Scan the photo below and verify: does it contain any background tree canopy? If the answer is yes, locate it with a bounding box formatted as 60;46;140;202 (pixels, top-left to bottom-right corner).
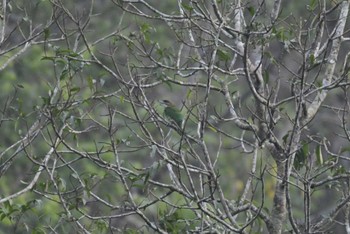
1;0;350;233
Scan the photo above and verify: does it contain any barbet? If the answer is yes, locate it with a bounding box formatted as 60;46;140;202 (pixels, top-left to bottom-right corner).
160;100;184;129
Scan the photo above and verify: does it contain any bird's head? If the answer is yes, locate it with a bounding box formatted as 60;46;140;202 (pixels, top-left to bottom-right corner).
159;99;175;107
159;99;183;128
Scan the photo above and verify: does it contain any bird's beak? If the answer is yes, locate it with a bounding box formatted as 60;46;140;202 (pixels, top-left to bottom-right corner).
159;100;168;105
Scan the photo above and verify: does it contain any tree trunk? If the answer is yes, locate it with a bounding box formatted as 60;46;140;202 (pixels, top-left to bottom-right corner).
269;162;287;234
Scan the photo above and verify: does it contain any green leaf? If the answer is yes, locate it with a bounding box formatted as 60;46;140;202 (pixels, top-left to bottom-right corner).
87;75;94;91
309;0;317;10
247;6;255;16
70;87;80;94
263;70;270;83
140;23;150;33
186;89;192;99
340;146;350;154
44;28;50;40
181;3;193;11
32;227;46;234
316;145;323;165
96;219;109;232
333;165;346;176
294;142;309;170
282;133;289;144
217;49;231;62
309;54;315;66
16;83;24;89
207;125;217;132
140;23;152;44
143;172;150;185
124;228;139;234
60;68;69;80
315;80;322;87
56;48;79;57
41;56;55;61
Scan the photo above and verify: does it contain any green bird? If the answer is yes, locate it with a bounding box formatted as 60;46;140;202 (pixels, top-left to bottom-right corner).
160;100;184;129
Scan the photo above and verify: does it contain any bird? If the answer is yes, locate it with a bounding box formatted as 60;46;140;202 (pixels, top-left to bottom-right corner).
159;100;184;129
